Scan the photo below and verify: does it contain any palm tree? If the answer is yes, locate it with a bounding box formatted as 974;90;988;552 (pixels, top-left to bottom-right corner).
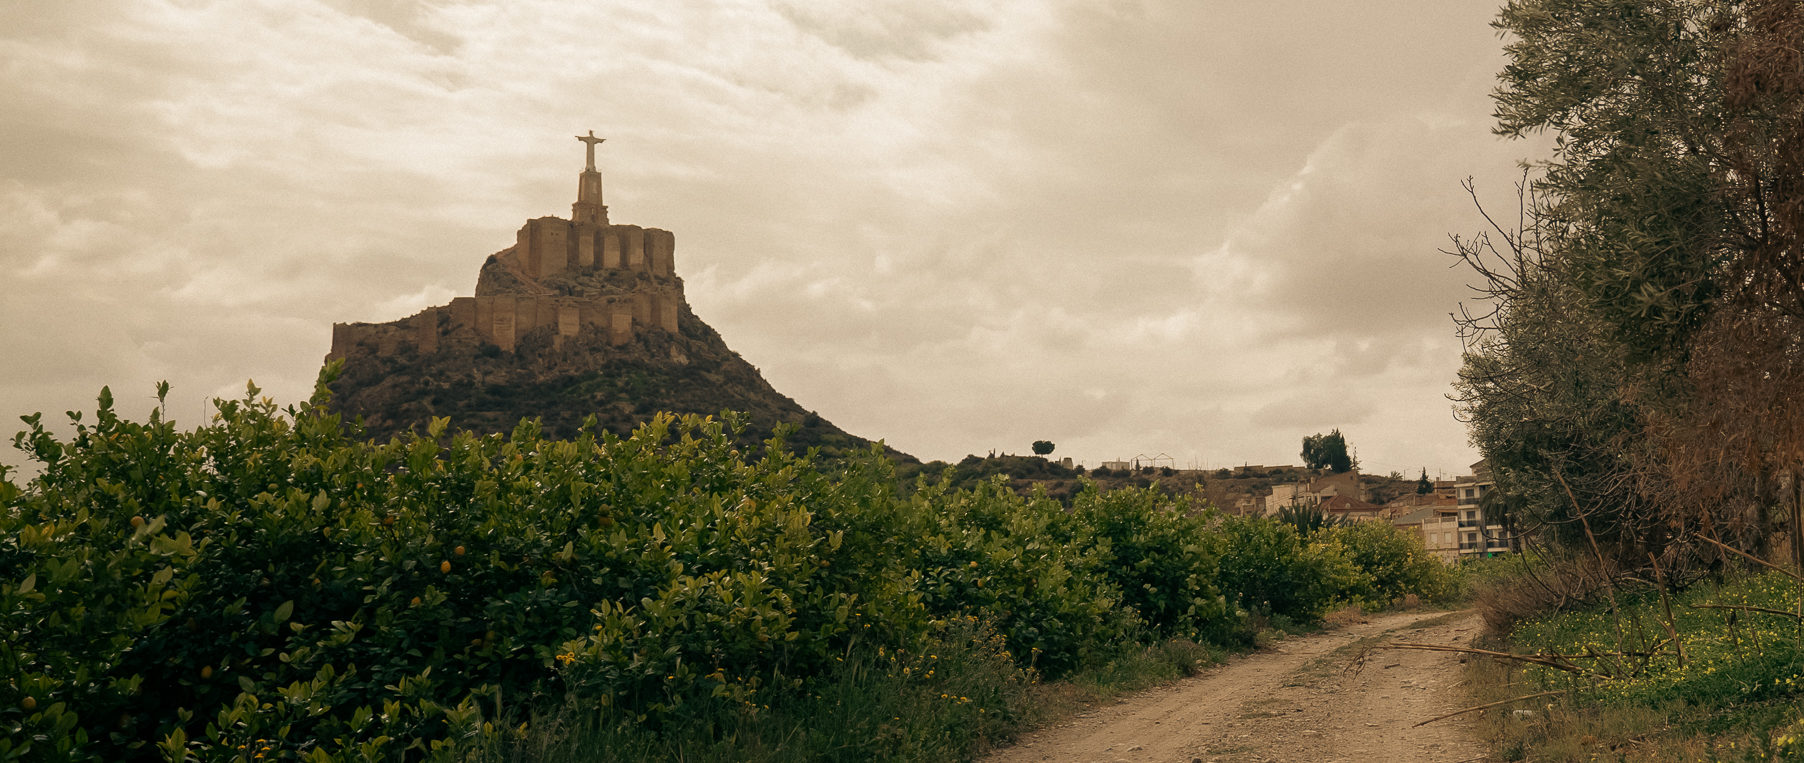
1276;502;1346;535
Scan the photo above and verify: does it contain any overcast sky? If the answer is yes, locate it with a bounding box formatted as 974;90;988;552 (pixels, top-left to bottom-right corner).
1;1;1546;479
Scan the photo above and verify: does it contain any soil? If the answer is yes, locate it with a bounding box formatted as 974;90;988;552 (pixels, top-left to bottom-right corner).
986;609;1485;763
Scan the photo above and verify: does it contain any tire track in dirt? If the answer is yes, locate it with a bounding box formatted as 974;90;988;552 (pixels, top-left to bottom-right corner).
985;609;1484;763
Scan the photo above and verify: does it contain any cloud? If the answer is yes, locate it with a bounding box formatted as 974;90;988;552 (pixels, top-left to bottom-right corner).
1251;392;1377;431
0;0;1536;480
774;0;988;63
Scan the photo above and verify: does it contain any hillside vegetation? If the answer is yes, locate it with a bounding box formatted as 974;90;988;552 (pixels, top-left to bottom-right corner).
328;304;891;462
1;378;1453;761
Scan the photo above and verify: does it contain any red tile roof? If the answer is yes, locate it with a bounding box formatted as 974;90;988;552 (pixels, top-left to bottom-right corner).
1321;494;1382;513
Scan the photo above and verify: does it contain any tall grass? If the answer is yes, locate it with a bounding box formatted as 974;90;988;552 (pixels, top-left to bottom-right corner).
469;618;1231;763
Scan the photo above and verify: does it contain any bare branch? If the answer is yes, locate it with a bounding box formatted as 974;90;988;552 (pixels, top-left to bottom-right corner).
1371;642;1597;676
1697;534;1804;582
1689;603;1804;620
1412;690;1570;728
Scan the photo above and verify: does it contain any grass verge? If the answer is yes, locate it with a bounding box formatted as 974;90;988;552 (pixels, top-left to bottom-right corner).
468;608;1435;762
1464;568;1804;761
466;618;1238;763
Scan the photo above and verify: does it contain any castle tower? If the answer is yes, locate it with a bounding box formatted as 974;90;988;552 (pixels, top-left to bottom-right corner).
572;130;609;226
330;135;684;364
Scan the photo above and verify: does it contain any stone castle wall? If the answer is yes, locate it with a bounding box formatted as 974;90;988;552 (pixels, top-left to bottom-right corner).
327;215;684;363
506;218;676;281
327;287;684;362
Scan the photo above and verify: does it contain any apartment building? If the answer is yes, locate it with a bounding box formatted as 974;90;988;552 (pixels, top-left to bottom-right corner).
1455;459;1516;558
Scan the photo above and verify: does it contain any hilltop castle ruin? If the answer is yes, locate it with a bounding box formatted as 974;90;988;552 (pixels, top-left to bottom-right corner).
321;134;893;458
327;131;685;360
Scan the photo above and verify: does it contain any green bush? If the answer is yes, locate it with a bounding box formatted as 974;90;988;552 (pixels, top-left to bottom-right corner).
477;616;1035;762
1066;486;1235;641
899;477;1128;677
1;384;926;759
0;379;1460;760
1321;521;1456;606
541;412;930;724
1215;516;1359;622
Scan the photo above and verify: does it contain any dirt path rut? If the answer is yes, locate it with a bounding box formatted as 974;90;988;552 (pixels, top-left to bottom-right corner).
986;609;1484;763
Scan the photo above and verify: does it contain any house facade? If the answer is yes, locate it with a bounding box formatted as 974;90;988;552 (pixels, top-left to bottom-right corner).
1262;470;1364;516
1392;505;1462;563
1320;494;1385;523
1455;460;1516;558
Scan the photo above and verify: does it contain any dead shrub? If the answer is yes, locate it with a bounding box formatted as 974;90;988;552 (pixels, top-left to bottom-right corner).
1322;604;1367;628
1474;554;1618;635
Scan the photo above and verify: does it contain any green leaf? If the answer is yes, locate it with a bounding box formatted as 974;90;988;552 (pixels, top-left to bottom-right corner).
16;574;34;595
274;600;294;624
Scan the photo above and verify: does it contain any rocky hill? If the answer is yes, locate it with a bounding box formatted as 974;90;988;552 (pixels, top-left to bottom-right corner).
323;136;895;460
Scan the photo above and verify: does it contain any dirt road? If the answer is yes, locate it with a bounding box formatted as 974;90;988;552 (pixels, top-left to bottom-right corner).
986;609;1484;763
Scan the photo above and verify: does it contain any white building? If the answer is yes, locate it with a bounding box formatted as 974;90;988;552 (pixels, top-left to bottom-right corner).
1455;460;1516;558
1393;506;1461;563
1262;470;1362;516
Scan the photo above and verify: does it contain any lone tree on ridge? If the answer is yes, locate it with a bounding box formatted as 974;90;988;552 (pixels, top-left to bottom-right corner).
1300;429;1355;473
